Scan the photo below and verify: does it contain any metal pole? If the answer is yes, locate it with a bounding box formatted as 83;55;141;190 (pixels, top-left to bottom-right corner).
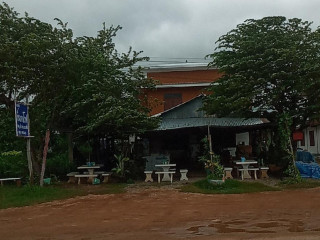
40;129;50;187
26;95;33;184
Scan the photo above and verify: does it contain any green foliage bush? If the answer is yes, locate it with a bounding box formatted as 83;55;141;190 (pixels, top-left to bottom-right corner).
188;179;278;194
46;153;76;179
125;157;145;181
0;151;28;177
0;110;24;152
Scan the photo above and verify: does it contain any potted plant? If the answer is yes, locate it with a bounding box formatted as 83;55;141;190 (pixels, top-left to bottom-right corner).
205;153;225;184
198;137;225;184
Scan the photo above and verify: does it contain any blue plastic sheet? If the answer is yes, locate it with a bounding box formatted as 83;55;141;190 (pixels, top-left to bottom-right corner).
296;150;315;163
295;161;320;179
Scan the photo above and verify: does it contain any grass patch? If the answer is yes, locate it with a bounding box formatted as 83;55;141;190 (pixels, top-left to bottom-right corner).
277;178;320;189
0;183;126;209
180;179;278;194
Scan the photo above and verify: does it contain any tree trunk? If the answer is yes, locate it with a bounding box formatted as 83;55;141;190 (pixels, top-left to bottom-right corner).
26;138;34;184
67;132;73;163
40;129;50;187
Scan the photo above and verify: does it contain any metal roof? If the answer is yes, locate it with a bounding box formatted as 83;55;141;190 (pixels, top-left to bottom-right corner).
156;117;270;131
142;62;216;72
152;94;270;131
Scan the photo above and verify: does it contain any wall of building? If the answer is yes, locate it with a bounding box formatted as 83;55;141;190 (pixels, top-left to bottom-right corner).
297;126;320;155
146;86;207;115
236;132;250;145
145;69;222;115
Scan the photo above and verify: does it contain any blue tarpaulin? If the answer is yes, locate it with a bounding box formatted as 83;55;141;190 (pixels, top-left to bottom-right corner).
296;150;315;163
295;161;320;179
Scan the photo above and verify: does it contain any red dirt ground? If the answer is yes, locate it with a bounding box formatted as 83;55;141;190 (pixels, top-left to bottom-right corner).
0;183;320;240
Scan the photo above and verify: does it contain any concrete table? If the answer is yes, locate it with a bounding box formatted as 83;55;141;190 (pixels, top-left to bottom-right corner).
235;160;257;179
77;165;102;183
155;164;176;181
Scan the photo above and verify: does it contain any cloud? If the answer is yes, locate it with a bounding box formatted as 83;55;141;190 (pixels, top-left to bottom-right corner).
6;0;320;62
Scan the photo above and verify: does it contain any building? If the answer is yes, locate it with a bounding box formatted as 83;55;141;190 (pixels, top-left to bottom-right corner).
141;62;272;171
143;63;222;115
142;95;271;171
297;124;320;155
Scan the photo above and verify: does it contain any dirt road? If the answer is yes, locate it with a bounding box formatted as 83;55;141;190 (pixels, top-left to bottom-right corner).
0;184;320;240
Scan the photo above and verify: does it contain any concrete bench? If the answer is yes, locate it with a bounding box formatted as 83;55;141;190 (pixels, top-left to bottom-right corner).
260;167;269;179
144;171;153;182
0;177;22;187
84;171;106;175
223;167;233;179
179;169;188;181
67;172;79;183
239;168;259;180
74;174;98;184
155;171;175;183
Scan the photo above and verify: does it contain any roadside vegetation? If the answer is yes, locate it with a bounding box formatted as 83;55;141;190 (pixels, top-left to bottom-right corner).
0;183;126;209
180;179;278;194
181;178;320;194
1;178;320;210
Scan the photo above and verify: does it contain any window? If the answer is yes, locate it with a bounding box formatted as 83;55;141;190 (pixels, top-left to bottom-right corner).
309;131;315;146
164;93;182;110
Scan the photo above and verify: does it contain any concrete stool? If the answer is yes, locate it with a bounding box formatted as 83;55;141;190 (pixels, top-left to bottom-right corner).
144;171;153;182
260;167;269;179
102;173;110;183
224;167;233;179
180;169;188;181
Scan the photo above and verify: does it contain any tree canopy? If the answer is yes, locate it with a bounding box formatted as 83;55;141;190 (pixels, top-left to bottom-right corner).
0;2;156;137
205;16;320;127
0;2;157;177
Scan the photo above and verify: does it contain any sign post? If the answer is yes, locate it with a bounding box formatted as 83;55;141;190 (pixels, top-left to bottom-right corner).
15;102;29;137
15;100;33;183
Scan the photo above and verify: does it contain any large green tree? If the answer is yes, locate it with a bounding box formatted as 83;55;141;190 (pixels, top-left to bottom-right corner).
205;17;320;176
0;3;75;181
60;24;157;139
205;16;320;125
0;3;157;182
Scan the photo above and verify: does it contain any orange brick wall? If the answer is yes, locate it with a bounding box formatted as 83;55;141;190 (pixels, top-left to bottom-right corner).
146;86;209;115
143;69;222;115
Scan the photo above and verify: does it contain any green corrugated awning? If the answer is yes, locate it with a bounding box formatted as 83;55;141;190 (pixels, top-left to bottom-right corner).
156;117;270;131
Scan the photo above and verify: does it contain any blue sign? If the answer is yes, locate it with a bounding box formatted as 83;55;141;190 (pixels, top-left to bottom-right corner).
15;102;29;137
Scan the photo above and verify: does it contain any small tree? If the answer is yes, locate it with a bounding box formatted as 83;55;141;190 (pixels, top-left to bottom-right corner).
198;137;224;180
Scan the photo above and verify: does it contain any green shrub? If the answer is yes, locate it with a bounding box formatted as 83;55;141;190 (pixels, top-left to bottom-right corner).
126;156;146;180
46;153;76;179
0;151;28;178
181;179;278;194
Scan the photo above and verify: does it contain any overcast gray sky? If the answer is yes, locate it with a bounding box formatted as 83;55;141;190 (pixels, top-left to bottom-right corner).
6;0;320;65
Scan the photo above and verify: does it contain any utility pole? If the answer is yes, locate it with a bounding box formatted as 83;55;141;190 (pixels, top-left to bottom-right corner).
25;95;33;184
